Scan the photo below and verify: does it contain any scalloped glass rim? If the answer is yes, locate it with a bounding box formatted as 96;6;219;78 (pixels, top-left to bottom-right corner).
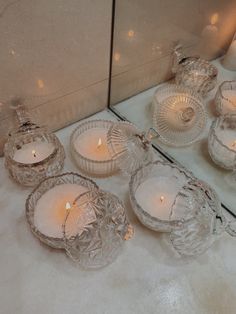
25;172;99;249
215;80;236;115
129;161;195;232
70;119;118;177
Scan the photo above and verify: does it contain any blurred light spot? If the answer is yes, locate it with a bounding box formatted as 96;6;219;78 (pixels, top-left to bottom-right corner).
10;49;15;55
37;79;44;89
128;29;135;38
211;13;219;25
114;52;121;62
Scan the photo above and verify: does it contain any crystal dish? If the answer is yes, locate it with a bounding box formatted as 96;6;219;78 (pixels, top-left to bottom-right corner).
215;81;236;115
25;172;98;249
4;104;65;186
63;189;133;269
152;84;207;147
208;114;236;170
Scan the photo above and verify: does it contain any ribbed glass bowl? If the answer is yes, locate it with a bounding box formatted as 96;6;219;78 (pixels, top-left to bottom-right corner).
4;126;65;187
215;81;236;115
152;84;207;147
63;189;133;269
25;172;98;249
208;114;236;170
174;57;218;96
70;120;118;177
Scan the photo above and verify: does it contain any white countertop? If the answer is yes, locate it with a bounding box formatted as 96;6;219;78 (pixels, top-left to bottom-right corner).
1;109;236;314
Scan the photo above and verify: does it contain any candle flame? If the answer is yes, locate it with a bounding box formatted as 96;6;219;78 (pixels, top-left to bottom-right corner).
210;13;219;25
32;150;36;158
65;202;71;210
160;196;165;203
114;52;121;62
128;29;135;38
37;79;44;89
97;138;102;149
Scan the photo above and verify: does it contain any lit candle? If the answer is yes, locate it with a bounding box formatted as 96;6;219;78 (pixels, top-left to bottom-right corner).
217;129;236;151
201;13;218;40
221;90;236;113
74;128;111;161
135;176;181;220
34;184;91;238
13;142;54;164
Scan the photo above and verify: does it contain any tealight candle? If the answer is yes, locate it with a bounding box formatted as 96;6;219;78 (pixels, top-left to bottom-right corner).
34;183;90;238
135;176;182;220
74;128;110;161
70;120;118;176
13;141;55;164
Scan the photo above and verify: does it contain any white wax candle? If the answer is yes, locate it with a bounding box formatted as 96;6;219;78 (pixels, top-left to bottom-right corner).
221;90;236;113
13;142;54;164
217;129;236;152
34;184;90;238
74;128;111;161
222;40;236;70
135;176;182;220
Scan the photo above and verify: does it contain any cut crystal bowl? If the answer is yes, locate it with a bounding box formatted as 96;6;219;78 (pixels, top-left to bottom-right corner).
63;189;133;269
25;172;98;249
208;114;236;170
215;81;236;115
172;46;218;96
4;104;65;186
152;84;207;146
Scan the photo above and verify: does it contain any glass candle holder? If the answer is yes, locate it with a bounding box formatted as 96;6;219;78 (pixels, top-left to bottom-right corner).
152;84;207;147
222;32;236;71
4;104;65;186
172;46;218;96
25;172;99;249
215;81;236;115
63;189;133;269
208;114;236;171
129;161;236;256
70;120;118;177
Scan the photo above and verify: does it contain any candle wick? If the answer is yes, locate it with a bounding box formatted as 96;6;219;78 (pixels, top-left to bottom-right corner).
97;138;102;149
32;150;36;158
160;196;164;203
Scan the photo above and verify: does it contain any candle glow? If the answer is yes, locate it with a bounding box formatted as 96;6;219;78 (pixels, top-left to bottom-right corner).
160;196;165;203
97;138;102;149
65;202;71;210
32;150;36;158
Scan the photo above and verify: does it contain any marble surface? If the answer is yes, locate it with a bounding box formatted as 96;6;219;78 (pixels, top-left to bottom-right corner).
114;58;236;216
0;109;236;314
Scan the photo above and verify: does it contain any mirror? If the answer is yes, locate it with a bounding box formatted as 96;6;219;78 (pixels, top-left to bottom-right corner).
109;0;236;216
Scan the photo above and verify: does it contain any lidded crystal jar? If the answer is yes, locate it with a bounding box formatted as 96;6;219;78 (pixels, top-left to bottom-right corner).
4;103;65;186
172;46;218;96
129;161;236;256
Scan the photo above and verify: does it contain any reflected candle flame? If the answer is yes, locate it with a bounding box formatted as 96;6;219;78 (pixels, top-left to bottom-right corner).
232;140;236;148
32;150;36;158
97;138;102;149
114;52;121;62
160;196;165;203
210;13;219;25
37;79;44;89
128;29;135;38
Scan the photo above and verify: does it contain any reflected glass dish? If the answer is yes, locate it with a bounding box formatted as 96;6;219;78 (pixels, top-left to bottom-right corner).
215;81;236;115
152;84;207;147
208;114;236;170
173;46;218;96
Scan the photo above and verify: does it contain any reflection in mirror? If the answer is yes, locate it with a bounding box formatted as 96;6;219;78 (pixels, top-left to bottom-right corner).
109;0;236;216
